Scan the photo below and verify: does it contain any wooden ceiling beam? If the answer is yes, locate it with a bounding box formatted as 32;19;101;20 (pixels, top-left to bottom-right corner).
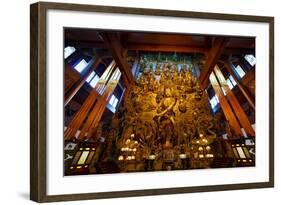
223;48;255;55
100;32;135;86
66;40;106;49
199;37;228;88
126;44;209;54
66;40;253;56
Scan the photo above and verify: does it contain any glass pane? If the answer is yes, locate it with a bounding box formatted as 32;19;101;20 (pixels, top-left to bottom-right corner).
64;46;76;59
89;75;100;88
235;65;246;78
112;68;121;81
77;151;89;165
86;71;96;83
112;97;119;108
210;96;218;109
74;59;88;73
229;75;237;86
244;54;256;67
85;151;95;164
109;95;115;106
236;147;246;159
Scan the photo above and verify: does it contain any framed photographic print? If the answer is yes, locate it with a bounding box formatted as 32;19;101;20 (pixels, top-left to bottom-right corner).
30;1;274;202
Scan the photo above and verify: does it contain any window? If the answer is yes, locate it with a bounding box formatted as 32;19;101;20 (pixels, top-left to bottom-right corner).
68;147;96;170
234;65;246;78
74;59;88;73
109;95;119;109
244;54;256;67
86;71;96;83
231;144;253;164
89;75;100;88
77;151;89;165
226;75;237;90
64;46;76;59
210;95;219;111
85;71;100;88
229;75;237;86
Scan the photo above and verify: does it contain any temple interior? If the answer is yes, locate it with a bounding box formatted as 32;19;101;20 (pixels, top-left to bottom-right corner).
63;29;256;175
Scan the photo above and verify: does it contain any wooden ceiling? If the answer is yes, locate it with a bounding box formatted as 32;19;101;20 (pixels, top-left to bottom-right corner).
64;28;255;56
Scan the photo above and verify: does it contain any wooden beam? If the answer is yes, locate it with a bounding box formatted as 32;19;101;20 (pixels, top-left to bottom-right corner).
64;57;101;106
66;40;254;56
78;68;122;139
209;72;243;138
225;62;255;110
223;48;255;55
199;38;228;88
127;44;209;54
100;32;135;85
214;65;255;137
64;61;116;140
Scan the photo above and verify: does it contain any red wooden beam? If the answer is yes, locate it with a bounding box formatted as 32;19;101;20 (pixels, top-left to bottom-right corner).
100;32;135;86
127;44;209;54
199;38;228;88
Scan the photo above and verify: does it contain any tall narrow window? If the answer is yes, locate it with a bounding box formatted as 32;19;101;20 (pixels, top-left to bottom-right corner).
244;54;256;67
210;95;219;111
229;75;237;86
112;97;119;108
226;75;237;90
74;59;88;73
109;95;119;109
86;71;96;83
235;65;246;78
85;71;100;88
89;75;100;88
64;46;76;59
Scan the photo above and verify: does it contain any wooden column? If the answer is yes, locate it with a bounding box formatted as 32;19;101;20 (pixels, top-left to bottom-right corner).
199;37;228;88
78;68;122;139
214;65;255;137
225;62;255;110
100;32;135;85
64;61;116;140
64;57;101;106
209;72;243;137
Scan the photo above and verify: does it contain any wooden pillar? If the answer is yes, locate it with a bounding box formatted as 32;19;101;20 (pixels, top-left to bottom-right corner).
225;62;255;110
100;32;135;85
209;72;243;138
64;60;116;140
64;57;101;106
199;37;228;88
214;65;255;137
